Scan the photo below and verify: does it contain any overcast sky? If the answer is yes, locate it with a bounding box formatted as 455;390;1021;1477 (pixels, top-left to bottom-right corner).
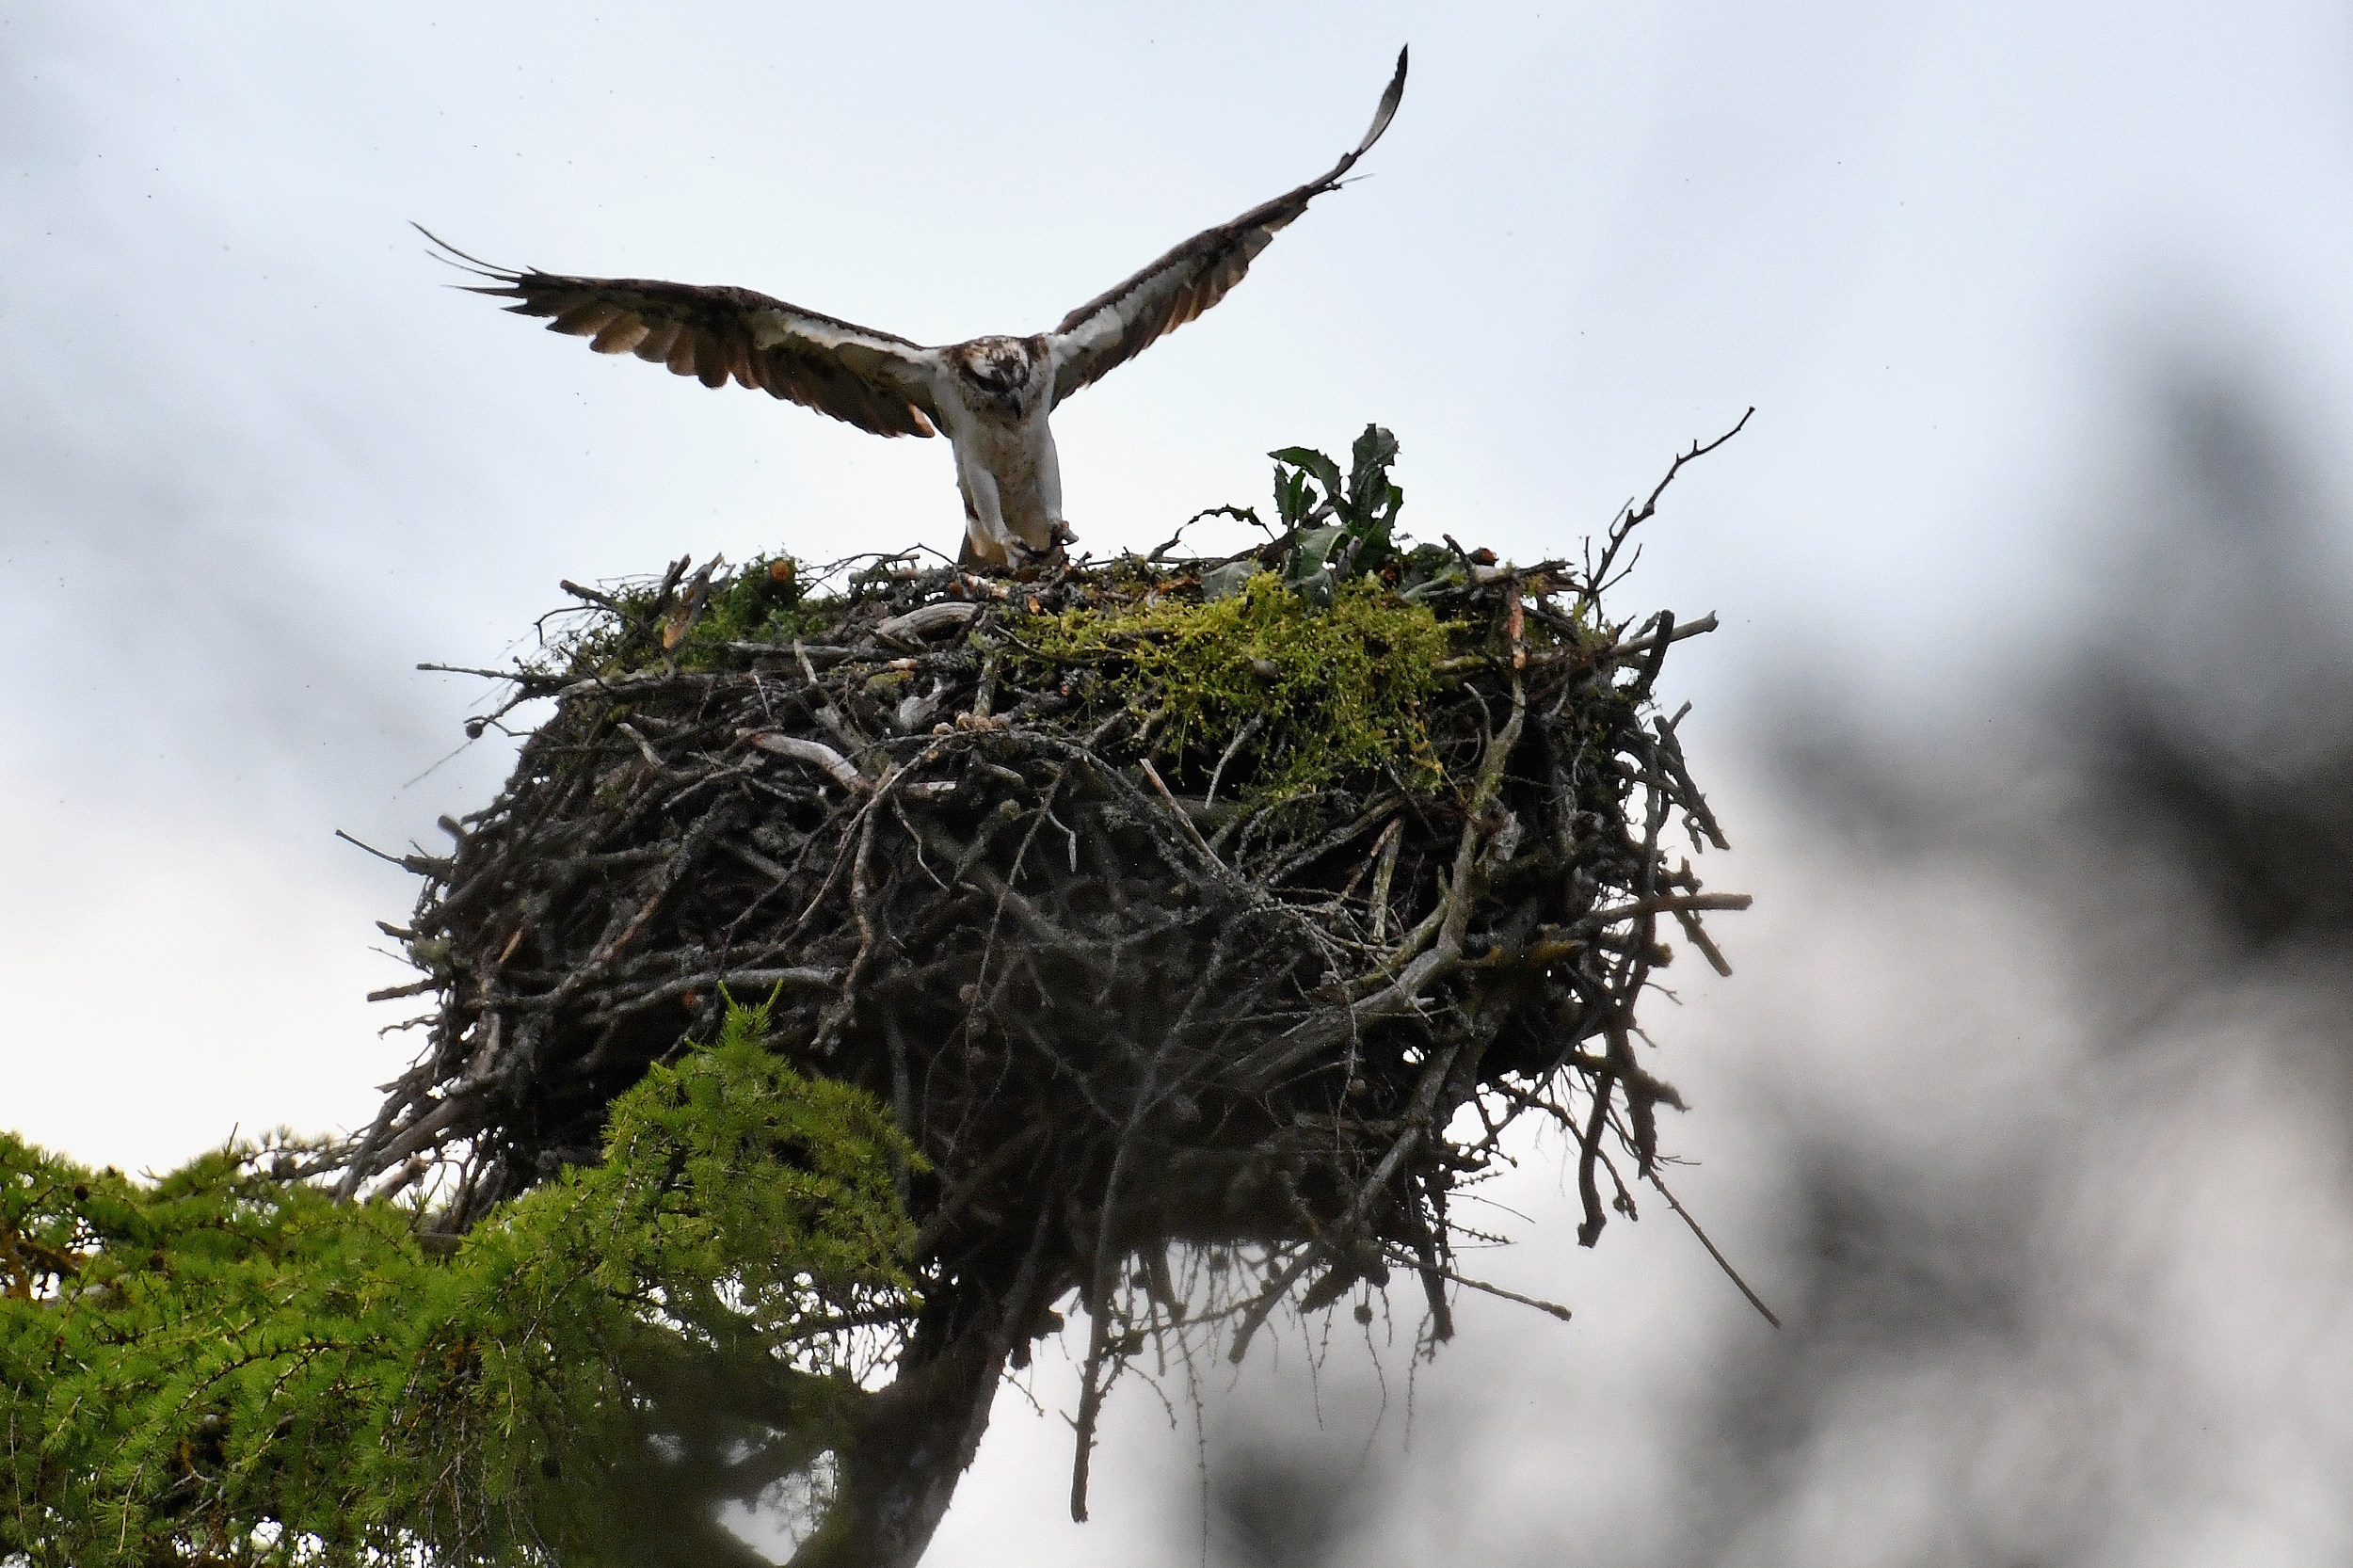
8;3;2353;1560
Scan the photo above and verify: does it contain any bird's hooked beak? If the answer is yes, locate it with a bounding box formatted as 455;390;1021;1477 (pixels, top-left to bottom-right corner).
984;354;1032;419
958;338;1041;420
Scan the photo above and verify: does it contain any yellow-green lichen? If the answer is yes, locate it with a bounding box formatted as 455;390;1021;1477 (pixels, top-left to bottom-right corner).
1028;572;1454;799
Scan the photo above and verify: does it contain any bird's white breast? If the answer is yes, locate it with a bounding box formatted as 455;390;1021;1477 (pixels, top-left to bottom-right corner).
950;407;1060;552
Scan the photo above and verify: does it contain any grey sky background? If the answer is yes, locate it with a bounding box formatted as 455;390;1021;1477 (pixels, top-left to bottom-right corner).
8;2;2353;1561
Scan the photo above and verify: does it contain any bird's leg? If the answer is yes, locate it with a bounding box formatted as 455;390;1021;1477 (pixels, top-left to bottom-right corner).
1002;524;1075;573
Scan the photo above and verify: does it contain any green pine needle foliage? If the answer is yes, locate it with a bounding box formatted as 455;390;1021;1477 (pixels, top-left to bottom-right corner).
1;998;915;1565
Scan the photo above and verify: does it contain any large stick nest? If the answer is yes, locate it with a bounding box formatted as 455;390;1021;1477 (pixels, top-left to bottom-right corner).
344;431;1745;1532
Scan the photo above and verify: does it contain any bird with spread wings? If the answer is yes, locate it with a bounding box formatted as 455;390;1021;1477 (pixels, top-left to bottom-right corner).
424;48;1407;568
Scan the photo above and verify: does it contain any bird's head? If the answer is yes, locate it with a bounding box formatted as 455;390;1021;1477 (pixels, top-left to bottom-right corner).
953;335;1047;419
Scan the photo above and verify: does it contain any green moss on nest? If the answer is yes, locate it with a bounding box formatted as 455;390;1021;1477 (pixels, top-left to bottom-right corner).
1028;570;1454;799
569;553;833;676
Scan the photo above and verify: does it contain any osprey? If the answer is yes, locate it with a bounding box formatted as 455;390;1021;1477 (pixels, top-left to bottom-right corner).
424;49;1407;568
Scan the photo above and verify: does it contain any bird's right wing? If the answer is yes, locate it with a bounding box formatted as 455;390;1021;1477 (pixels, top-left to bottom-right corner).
1044;47;1406;407
419;228;941;439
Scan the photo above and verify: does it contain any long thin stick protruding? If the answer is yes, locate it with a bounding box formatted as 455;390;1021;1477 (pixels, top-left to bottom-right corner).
1648;1165;1781;1329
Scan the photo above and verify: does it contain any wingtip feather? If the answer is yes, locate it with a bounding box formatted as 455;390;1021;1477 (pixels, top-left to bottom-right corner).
412;221;521;282
1353;45;1409;159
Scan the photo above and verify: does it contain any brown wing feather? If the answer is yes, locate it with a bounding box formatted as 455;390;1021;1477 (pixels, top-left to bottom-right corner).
632;320;682;362
1048;46;1406;405
416;228;939;439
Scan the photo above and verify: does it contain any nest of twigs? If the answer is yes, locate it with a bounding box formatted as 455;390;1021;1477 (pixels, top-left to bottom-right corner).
343;424;1747;1540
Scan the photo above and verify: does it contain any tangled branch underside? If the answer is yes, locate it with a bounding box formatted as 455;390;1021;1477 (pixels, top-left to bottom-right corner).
345;546;1737;1558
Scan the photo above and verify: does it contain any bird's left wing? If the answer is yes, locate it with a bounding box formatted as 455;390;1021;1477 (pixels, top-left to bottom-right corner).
1045;46;1407;407
418;228;941;439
